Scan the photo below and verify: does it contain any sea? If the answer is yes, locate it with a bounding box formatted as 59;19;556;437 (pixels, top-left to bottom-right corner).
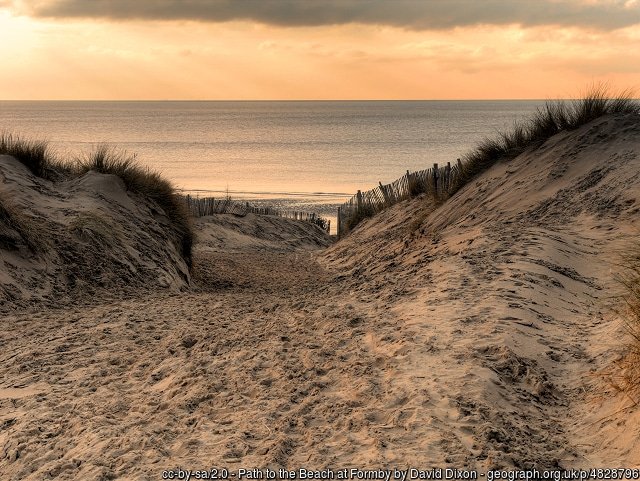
0;100;545;233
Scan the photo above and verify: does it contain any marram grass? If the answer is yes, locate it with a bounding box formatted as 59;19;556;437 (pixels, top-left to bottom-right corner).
0;132;51;177
0;137;194;266
452;85;640;193
77;146;194;266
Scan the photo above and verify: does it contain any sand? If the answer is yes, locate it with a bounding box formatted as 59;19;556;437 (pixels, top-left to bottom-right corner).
1;112;640;479
0;155;190;314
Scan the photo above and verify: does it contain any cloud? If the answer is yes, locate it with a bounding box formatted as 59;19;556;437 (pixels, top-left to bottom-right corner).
3;0;640;31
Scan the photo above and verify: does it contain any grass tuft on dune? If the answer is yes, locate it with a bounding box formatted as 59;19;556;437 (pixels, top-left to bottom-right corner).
452;85;640;193
77;146;194;267
0;132;52;178
613;247;640;402
0;190;43;252
0;137;194;266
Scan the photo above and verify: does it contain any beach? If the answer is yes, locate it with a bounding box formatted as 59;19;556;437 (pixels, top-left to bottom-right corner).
2;110;640;479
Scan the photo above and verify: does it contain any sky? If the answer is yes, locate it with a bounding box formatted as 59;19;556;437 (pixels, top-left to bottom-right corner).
0;0;639;100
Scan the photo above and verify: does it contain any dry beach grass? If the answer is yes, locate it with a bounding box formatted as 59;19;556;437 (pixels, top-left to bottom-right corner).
0;135;194;265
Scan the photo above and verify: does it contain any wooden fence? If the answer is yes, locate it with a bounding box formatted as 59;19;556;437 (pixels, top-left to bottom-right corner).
184;195;331;233
184;195;246;217
337;160;463;237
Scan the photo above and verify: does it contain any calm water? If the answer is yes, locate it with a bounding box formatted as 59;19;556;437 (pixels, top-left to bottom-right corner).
0;100;544;229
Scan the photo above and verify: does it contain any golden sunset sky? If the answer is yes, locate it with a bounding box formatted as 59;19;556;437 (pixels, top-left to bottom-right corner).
1;0;639;100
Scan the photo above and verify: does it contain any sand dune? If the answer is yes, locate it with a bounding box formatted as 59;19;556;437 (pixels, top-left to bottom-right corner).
323;112;640;467
0;155;190;313
1;112;640;479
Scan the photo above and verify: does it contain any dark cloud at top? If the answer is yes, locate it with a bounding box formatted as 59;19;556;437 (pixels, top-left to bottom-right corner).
8;0;640;30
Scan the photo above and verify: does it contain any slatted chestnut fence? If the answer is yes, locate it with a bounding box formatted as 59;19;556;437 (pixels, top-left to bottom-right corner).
337;160;463;237
184;195;330;233
184;195;247;217
246;205;330;232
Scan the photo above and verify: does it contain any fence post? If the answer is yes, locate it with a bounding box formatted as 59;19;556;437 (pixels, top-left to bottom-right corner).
457;158;463;170
445;162;452;193
433;163;439;194
357;190;363;214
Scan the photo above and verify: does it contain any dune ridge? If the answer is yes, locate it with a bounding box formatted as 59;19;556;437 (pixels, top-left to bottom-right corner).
323;111;640;466
0;154;191;313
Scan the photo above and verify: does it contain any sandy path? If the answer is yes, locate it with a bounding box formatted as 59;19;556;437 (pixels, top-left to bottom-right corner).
2;238;422;479
2;213;634;480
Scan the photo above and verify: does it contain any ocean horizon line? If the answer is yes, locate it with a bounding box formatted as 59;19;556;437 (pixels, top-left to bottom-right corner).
180;188;353;198
1;98;560;103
